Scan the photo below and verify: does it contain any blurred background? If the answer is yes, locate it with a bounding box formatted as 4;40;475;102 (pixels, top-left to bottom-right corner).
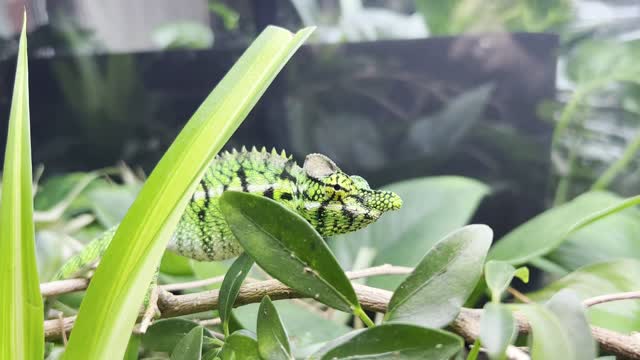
0;0;638;281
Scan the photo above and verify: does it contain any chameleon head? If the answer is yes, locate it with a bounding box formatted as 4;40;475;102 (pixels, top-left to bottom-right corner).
298;153;402;237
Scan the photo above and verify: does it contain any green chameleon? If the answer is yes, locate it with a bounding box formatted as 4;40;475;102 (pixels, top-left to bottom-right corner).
52;147;402;281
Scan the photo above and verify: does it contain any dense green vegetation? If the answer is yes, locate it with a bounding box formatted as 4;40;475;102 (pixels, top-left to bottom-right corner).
2;1;640;359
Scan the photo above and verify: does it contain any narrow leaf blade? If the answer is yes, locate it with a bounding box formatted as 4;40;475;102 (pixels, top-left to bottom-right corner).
257;296;291;360
63;26;314;360
219;191;360;313
0;15;44;359
220;253;254;336
386;225;493;328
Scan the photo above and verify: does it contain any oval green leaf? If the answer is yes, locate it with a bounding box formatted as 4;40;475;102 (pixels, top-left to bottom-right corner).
220;253;254;336
480;303;515;360
546;289;596;360
171;326;204;360
489;191;640;265
386;225;493;328
257;296;291;360
142;319;201;353
332;176;489;291
519;304;574;360
219;191;360;313
221;330;260;360
0;15;44;360
484;260;516;302
528;259;640;333
309;324;463;360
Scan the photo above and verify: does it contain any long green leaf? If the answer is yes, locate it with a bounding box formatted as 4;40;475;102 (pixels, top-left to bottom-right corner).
488;191;640;265
220;253;253;336
257;296;291;360
0;15;44;359
219;192;361;314
63;26;314;360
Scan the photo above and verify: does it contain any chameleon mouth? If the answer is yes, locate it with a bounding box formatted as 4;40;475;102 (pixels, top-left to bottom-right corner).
365;190;403;212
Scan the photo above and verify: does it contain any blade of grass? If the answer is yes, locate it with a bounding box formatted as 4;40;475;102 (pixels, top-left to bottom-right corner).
0;14;44;359
63;25;314;360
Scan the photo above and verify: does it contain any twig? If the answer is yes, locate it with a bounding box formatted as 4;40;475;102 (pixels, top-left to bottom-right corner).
507;287;532;303
43;279;640;359
583;290;640;308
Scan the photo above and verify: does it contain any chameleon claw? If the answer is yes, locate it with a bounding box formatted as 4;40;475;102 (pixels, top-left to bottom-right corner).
139;285;161;334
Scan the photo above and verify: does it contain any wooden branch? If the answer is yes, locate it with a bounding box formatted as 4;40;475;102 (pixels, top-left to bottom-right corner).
583;290;640;308
43;279;640;359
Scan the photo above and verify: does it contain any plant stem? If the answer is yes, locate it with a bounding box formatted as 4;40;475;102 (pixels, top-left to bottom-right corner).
592;129;640;190
354;306;375;328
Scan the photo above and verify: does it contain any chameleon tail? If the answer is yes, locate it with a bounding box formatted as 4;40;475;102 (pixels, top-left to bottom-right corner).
51;226;118;281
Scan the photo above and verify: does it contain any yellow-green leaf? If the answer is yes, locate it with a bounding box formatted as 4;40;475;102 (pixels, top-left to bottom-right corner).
63;25;314;360
0;15;44;360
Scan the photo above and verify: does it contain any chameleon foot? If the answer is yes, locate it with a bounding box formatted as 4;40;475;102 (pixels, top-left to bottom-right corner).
139;284;161;333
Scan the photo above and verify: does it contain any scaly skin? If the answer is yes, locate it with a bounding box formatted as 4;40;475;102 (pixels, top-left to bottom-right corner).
53;147;402;280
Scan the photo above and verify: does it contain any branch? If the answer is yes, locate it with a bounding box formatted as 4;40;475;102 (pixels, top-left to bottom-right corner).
43;279;640;359
583;290;640;308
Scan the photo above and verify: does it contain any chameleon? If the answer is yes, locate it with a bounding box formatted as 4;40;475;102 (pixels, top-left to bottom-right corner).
52;147;403;281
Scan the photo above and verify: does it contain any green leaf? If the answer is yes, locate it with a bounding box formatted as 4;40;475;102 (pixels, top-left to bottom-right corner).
309;324;464;359
519;304;574;359
63;26;313;360
124;334;140;360
171;326;204;360
385;225;493;328
546;290;596;360
220;253;254;336
257;296;291;360
142;319;201;353
547;196;640;271
514;267;529;283
489;191;638;265
333;176;489;291
484;260;517;302
221;330;260;360
233;300;350;351
0;15;44;360
480;303;515;360
528;259;640;333
219;191;360;313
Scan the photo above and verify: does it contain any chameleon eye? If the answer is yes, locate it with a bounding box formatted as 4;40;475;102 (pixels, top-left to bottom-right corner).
333;184;342;191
